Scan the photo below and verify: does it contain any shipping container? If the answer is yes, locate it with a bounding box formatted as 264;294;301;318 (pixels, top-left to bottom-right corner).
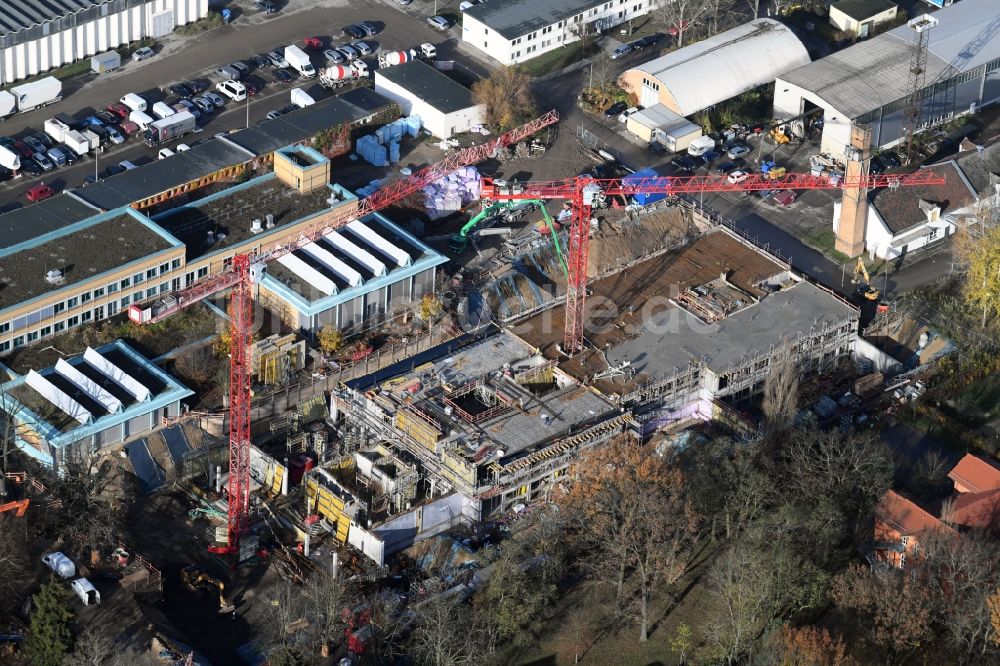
91;51;121;74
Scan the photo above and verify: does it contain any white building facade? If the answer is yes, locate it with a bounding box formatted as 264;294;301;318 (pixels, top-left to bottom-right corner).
374;60;485;139
462;0;651;66
0;0;207;85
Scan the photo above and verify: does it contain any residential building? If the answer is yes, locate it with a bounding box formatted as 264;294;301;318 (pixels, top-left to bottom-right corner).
620;19;809;114
833;162;975;259
0;0;208;85
874;489;947;570
374;60;485;139
774;0;1000;154
462;0;652;66
948;453;1000;494
829;0;899;38
0;340;193;467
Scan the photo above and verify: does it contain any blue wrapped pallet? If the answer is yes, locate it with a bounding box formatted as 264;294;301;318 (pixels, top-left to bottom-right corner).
389;141;400;163
405;115;421;136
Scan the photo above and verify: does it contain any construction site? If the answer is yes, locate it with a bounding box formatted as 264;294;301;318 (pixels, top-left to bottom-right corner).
0;88;964;664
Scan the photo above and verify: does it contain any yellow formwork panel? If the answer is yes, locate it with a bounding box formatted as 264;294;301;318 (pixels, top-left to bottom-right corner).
271;465;284;495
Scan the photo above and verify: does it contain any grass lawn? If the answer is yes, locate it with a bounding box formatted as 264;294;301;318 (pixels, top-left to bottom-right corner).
518;42;598;78
0;59;91;91
803;227;852;264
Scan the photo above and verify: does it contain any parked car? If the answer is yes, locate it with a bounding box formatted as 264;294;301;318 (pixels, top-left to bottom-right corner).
19;158;43;176
57;144;79;163
715;160;743;174
611;44;633;60
250;54;270;69
242;77;264;96
106;164;127;177
25;182;55;201
176;143;191;152
352;41;374;56
266;109;286;120
176;98;202;119
31;131;54;148
24;136;47;153
217;80;248;102
95;110;119;125
727;170;749;184
636;34;663;48
118;121;141;137
0;166;11;182
603;102;627;118
12;141;33;158
187;80;208;94
256;0;277;12
772;189;797;207
629;40;646;51
303;37;324;50
216;65;242;80
89;124;110;145
398;0;413;5
158;148;175;160
231;61;251;76
617;107;639;123
701;150;720;163
107;103;130;119
670;155;700;172
342;25;366;39
869;156;886;174
42;553;75;579
359;21;379;36
336;45;360;61
268;50;289;68
132;46;155;62
192;96;215;114
32;152;54;171
105;125;126;144
426;15;451;31
169;83;193;99
204;92;227;107
119;160;138;171
273;68;294;83
727;144;751;159
324;49;345;64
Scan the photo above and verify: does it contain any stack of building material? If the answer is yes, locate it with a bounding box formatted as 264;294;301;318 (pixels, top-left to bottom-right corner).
355;179;384;197
356;135;387;166
422;166;482;220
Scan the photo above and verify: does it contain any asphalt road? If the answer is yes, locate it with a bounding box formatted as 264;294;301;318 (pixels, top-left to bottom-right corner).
0;1;453;210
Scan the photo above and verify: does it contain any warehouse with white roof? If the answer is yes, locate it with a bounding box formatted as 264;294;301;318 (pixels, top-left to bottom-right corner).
0;0;208;85
773;0;1000;154
620;19;810;116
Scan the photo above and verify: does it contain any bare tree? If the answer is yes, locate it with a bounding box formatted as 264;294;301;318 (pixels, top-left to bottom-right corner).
408;593;481;666
0;375;31;497
706;545;778;664
0;514;28;614
652;0;714;47
471;68;538;131
64;623;126;666
762;347;799;432
303;572;349;657
263;580;311;660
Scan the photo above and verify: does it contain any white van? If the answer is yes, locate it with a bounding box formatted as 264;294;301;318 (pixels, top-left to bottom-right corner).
158;148;175;160
687;135;716;157
129;110;154;131
120;92;147;112
71;578;101;606
152;101;175;120
176;143;191;152
217;80;247;102
42;552;75;579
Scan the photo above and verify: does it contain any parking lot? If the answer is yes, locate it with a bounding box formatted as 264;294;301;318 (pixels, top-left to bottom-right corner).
0;1;457;211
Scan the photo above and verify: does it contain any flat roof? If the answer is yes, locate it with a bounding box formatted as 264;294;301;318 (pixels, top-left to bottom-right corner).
0;0;114;36
225;90;393;155
0;208;178;313
376;60;475;114
630;19;810;116
780;0;1000;119
464;0;604;40
0;194;99;252
74;139;255;211
151;175;340;261
604;280;857;379
0;340;193;454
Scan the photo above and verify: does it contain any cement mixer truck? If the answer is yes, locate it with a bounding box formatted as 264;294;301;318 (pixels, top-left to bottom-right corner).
376;43;436;69
318;62;367;89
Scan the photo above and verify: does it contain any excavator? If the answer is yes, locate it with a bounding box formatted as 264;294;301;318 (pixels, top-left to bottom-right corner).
853;257;880;301
0;499;29;517
180;564;236;613
447;200;568;276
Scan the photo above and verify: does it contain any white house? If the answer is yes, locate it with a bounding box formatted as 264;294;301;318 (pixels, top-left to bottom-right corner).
462;0;652;66
833;162;975;260
374;60;485;139
0;0;207;85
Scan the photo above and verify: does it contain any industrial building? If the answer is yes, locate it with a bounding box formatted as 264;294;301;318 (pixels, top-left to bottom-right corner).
0;0;208;85
461;0;652;66
773;0;1000;155
828;0;900;38
374;60;485;139
0;340;193;467
620;19;810;116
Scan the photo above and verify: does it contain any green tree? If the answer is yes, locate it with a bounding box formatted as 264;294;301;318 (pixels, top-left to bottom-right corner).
317;325;344;355
25;578;74;666
471;67;537;131
964;224;1000;326
475;552;552;650
670;623;693;664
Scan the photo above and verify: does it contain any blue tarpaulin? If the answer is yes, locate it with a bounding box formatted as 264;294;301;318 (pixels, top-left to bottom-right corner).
126;440;166;492
623;167;670;206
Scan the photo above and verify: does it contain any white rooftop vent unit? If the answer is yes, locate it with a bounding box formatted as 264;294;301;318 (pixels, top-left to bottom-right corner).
44;269;64;284
251;219;263;234
207;230;216;244
265;213;275;229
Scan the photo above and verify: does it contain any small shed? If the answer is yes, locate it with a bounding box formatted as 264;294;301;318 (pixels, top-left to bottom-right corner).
625;104;686;143
829;0;899;38
91;51;121;74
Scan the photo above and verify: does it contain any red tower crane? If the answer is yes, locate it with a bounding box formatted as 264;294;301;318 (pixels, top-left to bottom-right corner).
479;168;947;355
129;110;560;558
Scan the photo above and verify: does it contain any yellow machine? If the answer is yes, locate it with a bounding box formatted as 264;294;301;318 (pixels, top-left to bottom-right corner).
770;125;792;145
853;258;880;301
180;565;236;613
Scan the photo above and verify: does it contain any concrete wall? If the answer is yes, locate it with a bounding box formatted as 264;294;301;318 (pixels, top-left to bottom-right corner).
0;0;208;85
461;0;651;66
853;337;904;375
372;492;467;560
